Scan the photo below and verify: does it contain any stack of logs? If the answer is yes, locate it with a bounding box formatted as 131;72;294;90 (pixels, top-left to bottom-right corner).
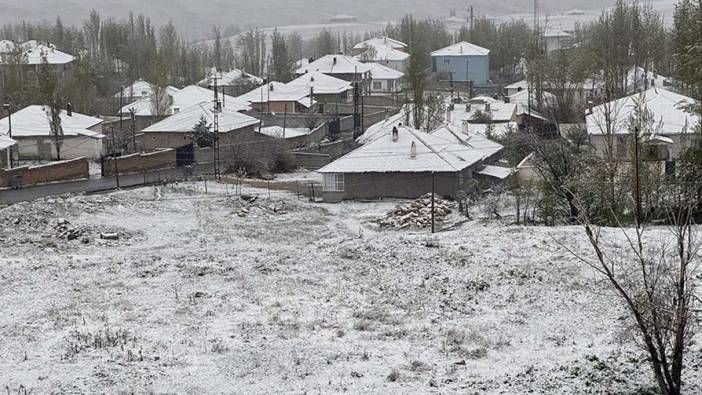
380;193;452;229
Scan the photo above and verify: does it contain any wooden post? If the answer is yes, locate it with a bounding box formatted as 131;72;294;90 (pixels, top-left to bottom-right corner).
431;172;436;234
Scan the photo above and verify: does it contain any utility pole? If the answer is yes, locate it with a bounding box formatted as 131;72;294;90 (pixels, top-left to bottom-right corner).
119;86;124;152
634;127;641;228
111;126;120;189
283;104;287;138
3;99;12;168
130;110;136;151
431;172;436;234
212;75;222;181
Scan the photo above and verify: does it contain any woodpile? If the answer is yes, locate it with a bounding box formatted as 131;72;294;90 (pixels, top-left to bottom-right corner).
380;193;452;229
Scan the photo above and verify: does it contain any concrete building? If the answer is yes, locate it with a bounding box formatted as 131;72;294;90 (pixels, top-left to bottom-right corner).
544;30;572;53
139;102;261;152
0;134;16;168
319;124;503;201
586;88;700;163
431;42;490;86
0;105;105;160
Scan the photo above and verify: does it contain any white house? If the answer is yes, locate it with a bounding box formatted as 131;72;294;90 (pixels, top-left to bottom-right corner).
352;37;407;53
114;80;180;103
237;82;315;114
586;88;700;162
0;105;105;160
544;30;572;53
366;63;404;94
287;71;353;104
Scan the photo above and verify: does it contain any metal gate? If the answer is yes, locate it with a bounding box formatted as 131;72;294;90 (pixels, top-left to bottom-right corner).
175;144;194;167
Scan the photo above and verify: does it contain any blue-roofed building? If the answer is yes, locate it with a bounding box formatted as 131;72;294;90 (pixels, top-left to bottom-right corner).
431;41;490;86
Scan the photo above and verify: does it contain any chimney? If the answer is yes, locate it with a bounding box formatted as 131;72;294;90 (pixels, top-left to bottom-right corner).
466;103;471;112
587;101;594;115
485;103;491;112
446;107;452;123
269;83;274;92
66;102;72;117
503;96;510;104
392;126;399;142
651;78;655;87
410;141;417;159
333;57;337;65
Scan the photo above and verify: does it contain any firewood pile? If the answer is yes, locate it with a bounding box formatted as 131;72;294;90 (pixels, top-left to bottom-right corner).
380;193;452;229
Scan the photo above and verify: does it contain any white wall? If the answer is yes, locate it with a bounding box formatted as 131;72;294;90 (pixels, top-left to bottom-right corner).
15;136;105;160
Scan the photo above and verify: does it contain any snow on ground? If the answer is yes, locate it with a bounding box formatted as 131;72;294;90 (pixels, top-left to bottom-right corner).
0;182;700;393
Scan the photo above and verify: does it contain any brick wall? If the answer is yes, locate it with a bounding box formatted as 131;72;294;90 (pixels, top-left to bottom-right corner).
0;158;89;188
102;149;176;176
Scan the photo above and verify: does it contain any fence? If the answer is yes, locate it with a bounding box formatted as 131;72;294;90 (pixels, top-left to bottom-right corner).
0;158;89;188
102;149;177;177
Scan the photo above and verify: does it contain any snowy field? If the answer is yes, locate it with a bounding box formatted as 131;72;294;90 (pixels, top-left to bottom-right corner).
0;181;700;393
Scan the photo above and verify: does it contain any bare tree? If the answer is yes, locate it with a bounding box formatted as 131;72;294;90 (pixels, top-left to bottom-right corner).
570;176;699;395
38;56;65;160
149;85;173;117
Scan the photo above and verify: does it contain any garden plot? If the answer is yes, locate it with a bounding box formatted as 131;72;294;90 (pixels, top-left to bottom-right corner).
0;182;700;394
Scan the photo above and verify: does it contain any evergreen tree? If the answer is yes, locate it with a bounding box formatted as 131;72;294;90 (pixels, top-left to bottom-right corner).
191;115;213;148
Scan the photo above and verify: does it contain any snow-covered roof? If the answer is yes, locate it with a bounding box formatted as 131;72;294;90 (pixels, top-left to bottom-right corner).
355;45;409;62
198;68;264;86
356;109;407;144
238;83;315;107
259;126;312;139
121;85;250;116
353;37;407;50
0;134;17;150
545;30;571;38
449;96;517;124
0;40;16;53
0;105;104;138
505;79;528;91
366;62;404;80
287;72;352;95
295;54;371;76
431;41;490;57
142;102;259;133
586;88;699;136
320;125;490;174
509;89;557;109
430;124;503;160
22;41;75;65
478;165;513;179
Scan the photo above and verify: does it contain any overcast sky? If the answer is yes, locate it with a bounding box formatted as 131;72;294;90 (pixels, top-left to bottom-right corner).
1;0;676;39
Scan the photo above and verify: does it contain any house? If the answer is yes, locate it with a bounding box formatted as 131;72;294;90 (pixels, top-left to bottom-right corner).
330;14;357;23
0;105;105;160
198;68;264;97
449;96;517;125
366;63;404;94
0;40;76;76
286;71;353;108
139;102;261;152
353;37;409;72
431;42;490;86
295;54;371;82
0;134;16;168
544;30;572;53
352;37;408;55
238;82;316;114
318;124;502;201
586;88;700;163
120;85;250;122
114;80;180;103
505;79;528;97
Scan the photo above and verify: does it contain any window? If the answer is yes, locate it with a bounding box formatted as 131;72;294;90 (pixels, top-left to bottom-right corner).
323;173;344;192
444;58;450;64
373;81;382;90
